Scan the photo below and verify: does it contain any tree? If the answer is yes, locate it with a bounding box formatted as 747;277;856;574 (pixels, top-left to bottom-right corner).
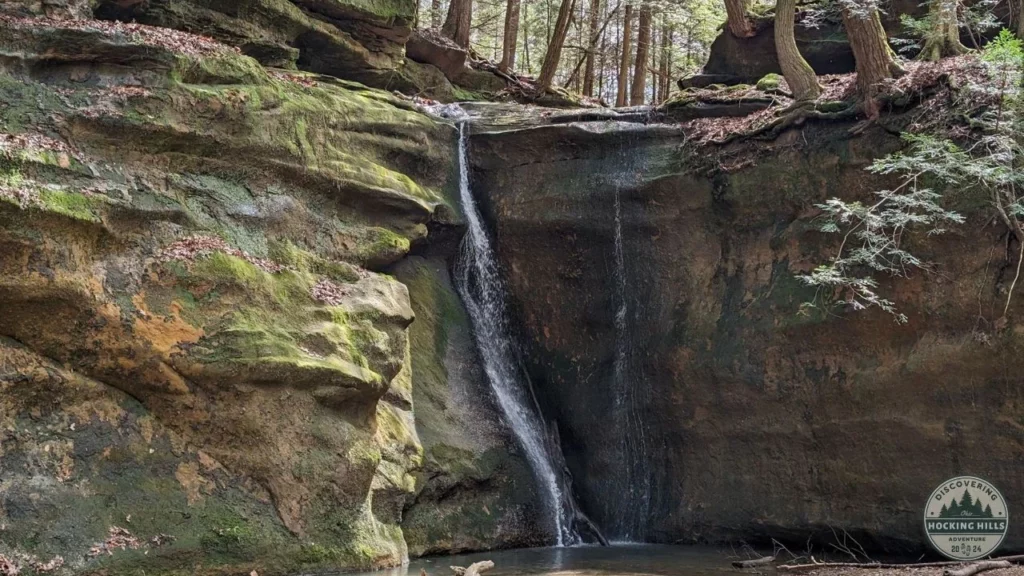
724;0;755;38
442;0;473;47
1018;0;1024;40
431;0;442;29
657;17;671;102
538;0;578;88
839;0;905;113
919;0;969;61
617;4;633;105
800;33;1024;323
630;4;652;105
500;0;522;72
774;0;820;101
582;0;603;96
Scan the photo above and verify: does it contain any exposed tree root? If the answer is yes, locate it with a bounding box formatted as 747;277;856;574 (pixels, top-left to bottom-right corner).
712;101;859;145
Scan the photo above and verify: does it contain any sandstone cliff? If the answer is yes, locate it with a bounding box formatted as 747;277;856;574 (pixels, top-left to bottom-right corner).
469;112;1024;553
0;7;542;575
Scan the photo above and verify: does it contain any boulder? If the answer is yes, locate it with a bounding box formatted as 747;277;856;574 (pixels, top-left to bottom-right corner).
406;28;468;79
0;0;92;19
0;14;538;574
694;0;924;84
452;66;507;93
93;0;416;89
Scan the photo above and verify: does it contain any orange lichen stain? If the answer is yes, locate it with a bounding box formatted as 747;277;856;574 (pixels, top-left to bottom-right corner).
138;415;155;444
198;451;224;473
65;395;127;427
175;462;213;505
131;295;204;355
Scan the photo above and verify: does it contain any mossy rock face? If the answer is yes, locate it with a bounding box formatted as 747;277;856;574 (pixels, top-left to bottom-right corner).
393;257;551;556
0;14;461;575
92;0;421;93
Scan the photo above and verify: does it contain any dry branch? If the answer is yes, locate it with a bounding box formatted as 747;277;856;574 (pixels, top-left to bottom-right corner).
451;561;495;576
778;555;1024;572
944;561;1013;576
733;556;776;568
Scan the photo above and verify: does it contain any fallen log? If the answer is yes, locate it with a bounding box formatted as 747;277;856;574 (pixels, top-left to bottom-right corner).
733;556;776;568
779;555;1024;572
451;561;495;576
944;561;1013;576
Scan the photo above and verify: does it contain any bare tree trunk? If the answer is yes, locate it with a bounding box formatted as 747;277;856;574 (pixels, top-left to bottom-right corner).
522;0;531;73
840;0;905;114
657;17;670;102
574;0;585;92
599;0;609;99
651;24;660;103
538;0;578;88
774;0;820;101
431;0;442;29
582;0;602;95
616;4;632;106
919;0;968;60
724;0;755;38
500;0;521;71
442;0;473;47
630;4;649;105
1017;0;1024;39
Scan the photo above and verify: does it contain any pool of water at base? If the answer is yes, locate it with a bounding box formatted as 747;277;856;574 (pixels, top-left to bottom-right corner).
351;544;740;576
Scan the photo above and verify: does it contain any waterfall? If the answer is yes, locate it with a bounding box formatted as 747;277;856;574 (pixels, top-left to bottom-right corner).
610;154;651;542
452;121;579;546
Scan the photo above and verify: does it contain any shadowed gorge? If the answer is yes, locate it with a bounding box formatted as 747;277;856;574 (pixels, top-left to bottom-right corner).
3;0;1024;574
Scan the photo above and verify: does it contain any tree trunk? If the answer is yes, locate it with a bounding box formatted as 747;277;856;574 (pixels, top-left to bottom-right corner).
919;0;968;61
616;4;633;106
522;0;531;72
598;0;608;99
499;0;521;71
630;4;650;105
840;0;905;111
442;0;472;47
775;0;820;100
538;0;578;88
431;0;442;29
725;0;755;38
582;0;602;96
1017;0;1024;39
658;17;670;102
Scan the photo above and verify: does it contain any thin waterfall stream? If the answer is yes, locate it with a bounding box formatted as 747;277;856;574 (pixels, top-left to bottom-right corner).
611;185;651;542
452;120;580;546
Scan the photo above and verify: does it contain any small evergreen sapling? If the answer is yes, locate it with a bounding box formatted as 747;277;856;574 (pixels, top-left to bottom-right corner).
802;31;1024;322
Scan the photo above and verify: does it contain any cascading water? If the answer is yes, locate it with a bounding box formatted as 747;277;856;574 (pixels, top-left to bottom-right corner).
452;120;579;546
609;136;652;542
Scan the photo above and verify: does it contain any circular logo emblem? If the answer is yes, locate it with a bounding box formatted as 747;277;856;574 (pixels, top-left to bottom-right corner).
924;476;1008;560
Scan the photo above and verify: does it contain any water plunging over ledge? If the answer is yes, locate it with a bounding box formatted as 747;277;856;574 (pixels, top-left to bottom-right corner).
452;120;579;546
611;186;651;542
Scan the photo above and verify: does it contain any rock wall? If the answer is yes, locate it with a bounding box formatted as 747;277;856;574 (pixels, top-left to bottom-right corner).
469;116;1024;553
0;11;539;575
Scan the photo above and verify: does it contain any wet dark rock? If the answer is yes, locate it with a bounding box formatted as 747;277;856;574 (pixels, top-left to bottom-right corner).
466;110;1024;554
